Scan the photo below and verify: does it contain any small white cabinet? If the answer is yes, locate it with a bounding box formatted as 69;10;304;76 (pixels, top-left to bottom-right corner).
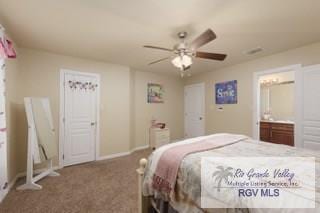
150;128;170;149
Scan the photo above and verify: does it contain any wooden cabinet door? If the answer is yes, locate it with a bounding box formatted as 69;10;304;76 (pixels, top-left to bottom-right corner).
260;122;270;142
270;129;294;146
260;122;294;146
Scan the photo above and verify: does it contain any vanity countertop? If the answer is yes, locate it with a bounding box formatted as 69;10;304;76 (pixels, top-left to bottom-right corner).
260;120;294;125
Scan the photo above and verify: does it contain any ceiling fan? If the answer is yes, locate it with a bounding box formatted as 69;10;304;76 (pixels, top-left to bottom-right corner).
143;29;227;77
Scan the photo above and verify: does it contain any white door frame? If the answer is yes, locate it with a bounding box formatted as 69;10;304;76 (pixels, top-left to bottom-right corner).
295;64;320;149
59;69;101;168
0;58;8;202
184;82;205;138
252;64;301;142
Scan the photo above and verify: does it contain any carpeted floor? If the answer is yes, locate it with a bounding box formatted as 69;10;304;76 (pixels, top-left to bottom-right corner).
0;149;152;213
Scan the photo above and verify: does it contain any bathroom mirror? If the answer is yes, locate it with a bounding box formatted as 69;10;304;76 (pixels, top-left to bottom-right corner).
260;81;294;121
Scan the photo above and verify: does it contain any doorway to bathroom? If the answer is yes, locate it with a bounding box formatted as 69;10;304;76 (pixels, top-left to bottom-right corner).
252;64;300;146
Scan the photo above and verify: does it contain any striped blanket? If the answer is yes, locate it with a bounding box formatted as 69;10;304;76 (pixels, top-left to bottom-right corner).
150;133;248;194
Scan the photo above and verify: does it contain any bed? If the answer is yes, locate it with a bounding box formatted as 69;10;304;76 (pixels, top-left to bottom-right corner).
136;133;320;213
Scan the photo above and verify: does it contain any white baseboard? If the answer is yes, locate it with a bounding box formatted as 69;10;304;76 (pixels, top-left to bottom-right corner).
131;145;150;152
0;166;61;203
97;151;131;161
0;192;4;203
1;146;148;202
98;145;149;161
0;173;19;203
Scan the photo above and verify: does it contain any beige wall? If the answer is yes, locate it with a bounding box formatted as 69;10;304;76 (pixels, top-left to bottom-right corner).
5;54;21;182
5;34;320;185
184;42;320;137
16;48;132;170
133;70;184;148
7;48;184;179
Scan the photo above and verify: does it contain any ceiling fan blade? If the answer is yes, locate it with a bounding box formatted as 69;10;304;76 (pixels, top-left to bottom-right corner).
195;51;227;61
143;45;173;52
148;57;170;65
190;29;216;51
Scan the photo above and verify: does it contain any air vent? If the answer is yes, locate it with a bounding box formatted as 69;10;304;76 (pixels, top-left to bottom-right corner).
243;47;263;55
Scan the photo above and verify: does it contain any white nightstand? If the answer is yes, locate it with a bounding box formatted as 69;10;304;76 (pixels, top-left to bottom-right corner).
150;128;170;149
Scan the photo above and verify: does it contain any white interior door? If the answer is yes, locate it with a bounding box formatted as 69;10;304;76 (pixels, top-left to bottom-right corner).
295;65;320;150
0;59;8;201
184;83;205;138
63;71;98;166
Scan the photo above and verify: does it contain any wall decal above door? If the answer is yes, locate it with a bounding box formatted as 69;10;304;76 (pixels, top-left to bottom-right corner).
215;80;237;104
68;80;98;91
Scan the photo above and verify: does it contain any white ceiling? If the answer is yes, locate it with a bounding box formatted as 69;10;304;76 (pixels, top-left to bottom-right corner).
0;0;320;75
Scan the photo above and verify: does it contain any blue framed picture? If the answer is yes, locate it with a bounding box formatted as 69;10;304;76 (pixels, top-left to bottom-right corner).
215;80;237;104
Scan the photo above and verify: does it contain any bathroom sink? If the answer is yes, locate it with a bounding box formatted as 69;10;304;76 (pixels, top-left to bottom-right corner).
274;120;294;124
261;120;294;124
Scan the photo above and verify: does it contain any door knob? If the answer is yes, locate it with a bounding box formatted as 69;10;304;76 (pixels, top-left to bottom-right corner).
91;122;96;126
2;182;8;190
199;117;203;120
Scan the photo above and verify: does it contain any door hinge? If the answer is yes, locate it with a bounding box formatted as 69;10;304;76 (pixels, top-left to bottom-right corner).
63;154;65;160
63;117;65;123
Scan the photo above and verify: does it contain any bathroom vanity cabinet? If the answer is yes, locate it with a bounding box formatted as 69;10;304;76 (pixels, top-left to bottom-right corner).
260;121;294;146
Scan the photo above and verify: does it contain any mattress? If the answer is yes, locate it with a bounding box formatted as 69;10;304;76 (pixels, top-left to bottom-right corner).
143;135;320;213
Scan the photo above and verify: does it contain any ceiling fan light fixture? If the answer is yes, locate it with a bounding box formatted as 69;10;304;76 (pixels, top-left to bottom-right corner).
171;55;192;69
171;56;181;68
182;55;192;67
144;28;226;77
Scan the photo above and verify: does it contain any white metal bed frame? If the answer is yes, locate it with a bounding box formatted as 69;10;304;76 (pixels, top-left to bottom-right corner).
137;158;149;213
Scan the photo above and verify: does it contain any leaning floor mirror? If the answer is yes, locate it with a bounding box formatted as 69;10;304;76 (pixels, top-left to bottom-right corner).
16;97;60;190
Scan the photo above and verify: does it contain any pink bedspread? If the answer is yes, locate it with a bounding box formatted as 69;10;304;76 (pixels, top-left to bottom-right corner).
152;134;247;194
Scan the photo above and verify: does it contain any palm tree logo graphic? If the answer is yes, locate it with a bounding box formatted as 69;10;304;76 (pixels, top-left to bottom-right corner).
212;166;233;192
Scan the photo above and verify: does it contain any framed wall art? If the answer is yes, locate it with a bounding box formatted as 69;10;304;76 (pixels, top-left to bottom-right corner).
215;80;237;104
147;83;164;103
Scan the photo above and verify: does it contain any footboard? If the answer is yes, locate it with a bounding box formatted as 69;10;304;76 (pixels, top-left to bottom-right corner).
137;158;149;213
